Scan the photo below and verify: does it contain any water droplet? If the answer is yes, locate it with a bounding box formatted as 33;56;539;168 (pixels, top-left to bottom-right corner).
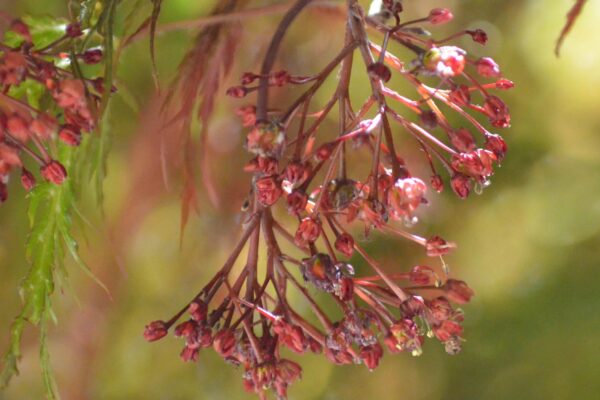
403;215;418;227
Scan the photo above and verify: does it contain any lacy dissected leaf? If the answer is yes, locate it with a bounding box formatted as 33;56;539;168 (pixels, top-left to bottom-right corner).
149;0;163;91
164;0;247;238
1;145;106;398
556;0;588;56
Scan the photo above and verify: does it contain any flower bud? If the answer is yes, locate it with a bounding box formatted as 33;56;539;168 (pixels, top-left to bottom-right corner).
7;114;30;142
20;168;36;191
143;320;168;342
428;8;453;25
444;279;474;304
82;48;103;64
41;160;67;185
476;57;501;78
295;218;320;246
255;175;282;206
450;173;471;199
334;233;354;258
226;85;248;98
213;329;236;358
360;344;383;370
286;190;308;215
467;29;488;45
59;124;82;146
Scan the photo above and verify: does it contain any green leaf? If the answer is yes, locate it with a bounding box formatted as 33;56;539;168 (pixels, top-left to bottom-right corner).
4;15;68;49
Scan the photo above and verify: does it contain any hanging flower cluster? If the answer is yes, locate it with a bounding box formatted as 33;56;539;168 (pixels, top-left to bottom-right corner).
0;19;102;202
146;1;509;398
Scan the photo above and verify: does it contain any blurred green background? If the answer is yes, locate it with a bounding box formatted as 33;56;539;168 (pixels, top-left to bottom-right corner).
1;0;600;399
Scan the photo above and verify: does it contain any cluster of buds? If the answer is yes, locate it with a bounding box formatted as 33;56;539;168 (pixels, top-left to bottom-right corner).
0;19;103;202
146;1;506;398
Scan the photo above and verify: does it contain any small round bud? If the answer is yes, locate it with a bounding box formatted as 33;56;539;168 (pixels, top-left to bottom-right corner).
428;8;453;25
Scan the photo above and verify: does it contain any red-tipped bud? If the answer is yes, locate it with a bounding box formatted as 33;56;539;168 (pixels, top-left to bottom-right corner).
30;115;57;140
255;175;283;206
59;124;82;146
484;132;507;161
334;233;354;258
483;95;510;128
444;279;474;304
430;174;444;193
450;173;471;199
467;29;488;45
294;218;320;246
449;128;476;153
360;344;383;371
427;297;453;321
433;320;463;342
66;22;83;38
428;8;453;25
476;57;501;78
495;78;515;90
315;142;336;162
41;160;67;185
449;85;471;106
188;300;208;322
213;329;236;358
143;320;168;342
409;265;434;285
226;86;248;98
425;235;456;257
240;72;258;85
180;346;199;362
337;277;354;302
7;114;30;142
82;48;103;64
286;190;308;215
20;168;36;191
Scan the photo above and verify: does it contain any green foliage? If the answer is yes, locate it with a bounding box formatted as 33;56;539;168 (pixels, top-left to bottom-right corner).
4;15;67;48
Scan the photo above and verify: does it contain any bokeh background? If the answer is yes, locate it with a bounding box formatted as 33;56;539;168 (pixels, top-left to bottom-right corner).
1;0;600;399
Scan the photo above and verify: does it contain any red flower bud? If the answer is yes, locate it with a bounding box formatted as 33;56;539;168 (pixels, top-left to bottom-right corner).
334;233;354;258
449;128;476;153
213;329;236;358
188;300;208;322
360;343;383;370
295;218;320;246
82;48;103;64
180;346;199;362
444;279;474;304
450;173;471;199
467;29;488;45
425;235;456;257
427;297;453;321
495;78;515;90
58;124;82;146
485;132;507;161
143;320;168;342
20;168;36;191
430;174;444;193
433;320;463;342
226;85;248;98
428;8;453;25
41;160;67;185
286;190;308;215
255;175;282;206
449;85;471;106
7;114;30;142
66;22;83;38
476;57;501;78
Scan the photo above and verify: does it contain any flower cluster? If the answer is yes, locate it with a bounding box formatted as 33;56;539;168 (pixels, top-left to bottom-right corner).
146;1;507;398
0;20;101;202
